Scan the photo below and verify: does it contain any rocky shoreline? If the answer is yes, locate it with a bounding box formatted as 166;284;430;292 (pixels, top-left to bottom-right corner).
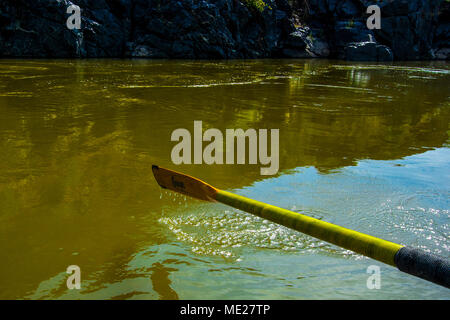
0;0;449;61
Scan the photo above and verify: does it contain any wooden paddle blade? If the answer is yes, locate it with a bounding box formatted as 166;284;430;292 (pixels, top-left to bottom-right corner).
152;165;219;202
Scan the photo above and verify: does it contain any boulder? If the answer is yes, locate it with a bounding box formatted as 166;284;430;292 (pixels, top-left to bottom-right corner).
280;29;309;58
290;26;330;58
344;41;393;61
332;19;375;57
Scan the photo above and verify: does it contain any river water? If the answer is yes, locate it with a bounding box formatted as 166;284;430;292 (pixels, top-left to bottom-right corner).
0;59;449;299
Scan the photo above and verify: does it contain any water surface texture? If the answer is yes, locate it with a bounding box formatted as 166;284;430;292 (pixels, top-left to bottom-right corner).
0;59;449;299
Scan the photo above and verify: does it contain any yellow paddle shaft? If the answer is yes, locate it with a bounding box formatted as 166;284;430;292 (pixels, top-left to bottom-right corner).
215;190;403;266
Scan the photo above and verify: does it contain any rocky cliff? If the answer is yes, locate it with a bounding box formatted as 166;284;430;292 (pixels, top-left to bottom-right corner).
0;0;448;60
298;0;450;60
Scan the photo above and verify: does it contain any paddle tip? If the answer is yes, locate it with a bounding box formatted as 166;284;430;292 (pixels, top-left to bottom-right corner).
151;165;218;202
151;165;167;189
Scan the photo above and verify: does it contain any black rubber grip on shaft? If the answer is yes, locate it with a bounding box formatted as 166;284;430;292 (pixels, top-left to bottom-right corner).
394;246;450;289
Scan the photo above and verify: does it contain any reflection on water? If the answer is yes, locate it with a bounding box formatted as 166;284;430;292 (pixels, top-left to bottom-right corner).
0;59;449;299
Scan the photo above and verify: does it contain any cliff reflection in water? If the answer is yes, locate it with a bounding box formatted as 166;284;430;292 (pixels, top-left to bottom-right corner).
0;59;448;299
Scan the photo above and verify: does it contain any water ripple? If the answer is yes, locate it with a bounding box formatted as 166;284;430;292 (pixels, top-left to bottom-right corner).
159;208;357;261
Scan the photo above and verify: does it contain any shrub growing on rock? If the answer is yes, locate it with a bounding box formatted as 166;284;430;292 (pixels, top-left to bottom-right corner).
243;0;269;12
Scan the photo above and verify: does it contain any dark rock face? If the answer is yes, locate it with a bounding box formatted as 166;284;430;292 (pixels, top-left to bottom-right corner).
0;0;80;57
434;0;450;60
0;0;128;57
129;0;295;59
372;0;441;60
302;0;449;61
0;0;448;60
0;0;298;59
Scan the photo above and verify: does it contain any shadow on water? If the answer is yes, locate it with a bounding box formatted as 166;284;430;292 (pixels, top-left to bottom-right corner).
0;59;448;299
150;262;179;300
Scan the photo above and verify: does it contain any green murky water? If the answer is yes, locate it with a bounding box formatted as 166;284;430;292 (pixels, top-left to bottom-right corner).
0;59;449;299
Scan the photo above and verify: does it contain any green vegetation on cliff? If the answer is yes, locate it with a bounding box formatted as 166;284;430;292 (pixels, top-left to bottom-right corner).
243;0;269;12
